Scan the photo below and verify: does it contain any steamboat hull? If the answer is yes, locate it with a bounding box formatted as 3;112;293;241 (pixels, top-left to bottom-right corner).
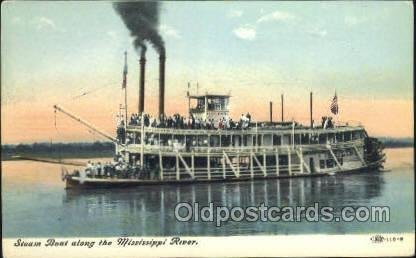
65;160;382;190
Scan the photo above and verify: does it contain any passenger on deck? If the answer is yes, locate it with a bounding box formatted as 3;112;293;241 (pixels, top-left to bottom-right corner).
97;162;102;177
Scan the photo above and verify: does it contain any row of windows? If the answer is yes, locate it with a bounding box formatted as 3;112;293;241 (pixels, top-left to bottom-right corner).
319;157;344;169
129;130;364;147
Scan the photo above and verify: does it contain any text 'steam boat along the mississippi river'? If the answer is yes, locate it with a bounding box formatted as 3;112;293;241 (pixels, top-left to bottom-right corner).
57;51;385;189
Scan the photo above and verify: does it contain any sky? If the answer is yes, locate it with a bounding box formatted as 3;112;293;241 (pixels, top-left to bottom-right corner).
1;1;414;144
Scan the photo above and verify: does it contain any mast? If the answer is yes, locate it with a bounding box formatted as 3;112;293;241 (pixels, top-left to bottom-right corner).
123;51;128;134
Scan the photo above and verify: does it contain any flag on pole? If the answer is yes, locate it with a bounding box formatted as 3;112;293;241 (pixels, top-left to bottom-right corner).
330;92;338;115
122;51;128;89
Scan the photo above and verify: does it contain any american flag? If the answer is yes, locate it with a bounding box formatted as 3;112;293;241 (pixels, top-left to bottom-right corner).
122;51;128;89
330;92;338;115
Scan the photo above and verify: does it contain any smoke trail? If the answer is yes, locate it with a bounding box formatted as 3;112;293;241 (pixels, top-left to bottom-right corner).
113;1;165;57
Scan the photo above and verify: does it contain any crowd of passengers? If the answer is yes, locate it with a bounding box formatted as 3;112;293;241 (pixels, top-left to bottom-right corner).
128;112;252;130
72;156;148;179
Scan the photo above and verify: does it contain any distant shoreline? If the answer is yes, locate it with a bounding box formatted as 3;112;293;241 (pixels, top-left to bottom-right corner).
1;138;413;161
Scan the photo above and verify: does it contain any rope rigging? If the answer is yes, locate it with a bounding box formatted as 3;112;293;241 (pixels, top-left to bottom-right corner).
53;80;119;142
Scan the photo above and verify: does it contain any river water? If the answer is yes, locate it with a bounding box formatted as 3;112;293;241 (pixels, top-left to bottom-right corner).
2;148;414;237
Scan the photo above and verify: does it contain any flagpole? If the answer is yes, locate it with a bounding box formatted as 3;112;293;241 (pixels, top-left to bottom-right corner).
335;90;338;127
124;51;128;136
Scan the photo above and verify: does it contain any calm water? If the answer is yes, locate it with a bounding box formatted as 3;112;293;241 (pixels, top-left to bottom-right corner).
2;148;414;237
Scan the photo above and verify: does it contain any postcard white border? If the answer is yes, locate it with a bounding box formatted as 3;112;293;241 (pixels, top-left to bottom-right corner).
3;233;415;257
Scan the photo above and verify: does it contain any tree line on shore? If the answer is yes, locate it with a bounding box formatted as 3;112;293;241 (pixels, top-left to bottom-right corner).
1;141;114;160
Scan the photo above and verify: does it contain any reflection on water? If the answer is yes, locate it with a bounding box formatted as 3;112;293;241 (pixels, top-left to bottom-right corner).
2;148;414;237
60;172;385;236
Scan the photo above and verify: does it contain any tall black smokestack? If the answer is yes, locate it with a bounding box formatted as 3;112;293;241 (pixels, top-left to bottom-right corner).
159;54;166;116
113;2;166;115
139;56;146;113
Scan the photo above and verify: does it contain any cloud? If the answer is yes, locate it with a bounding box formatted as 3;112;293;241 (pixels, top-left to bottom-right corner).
32;16;57;31
11;17;22;25
106;31;118;40
307;28;327;38
257;10;296;23
344;15;366;26
227;10;243;18
233;25;256;41
160;24;181;39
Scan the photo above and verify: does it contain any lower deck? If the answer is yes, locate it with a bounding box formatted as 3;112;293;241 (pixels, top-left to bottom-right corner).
65;160;381;189
126;142;366;181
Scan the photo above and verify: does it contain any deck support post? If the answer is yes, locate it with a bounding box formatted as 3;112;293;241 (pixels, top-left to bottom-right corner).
352;145;366;165
159;151;164;180
327;144;342;169
222;155;226;179
207;150;211;180
299;147;304;174
236;151;240;177
176;153;180;180
191;151;195;178
296;147;311;174
287;146;292;176
177;151;194;179
250;152;254;178
252;153;267;177
223;151;239;178
275;148;279;176
263;149;267;177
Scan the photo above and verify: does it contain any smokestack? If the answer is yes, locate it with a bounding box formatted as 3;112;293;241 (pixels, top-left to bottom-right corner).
159;54;166;116
269;101;273;123
310;92;313;128
139;56;146;113
281;94;284;122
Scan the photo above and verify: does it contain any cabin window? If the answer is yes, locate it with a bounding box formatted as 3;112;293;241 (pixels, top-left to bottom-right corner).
328;133;335;143
233;135;242;147
301;134;309;144
243;135;248;146
310;135;318;144
273;135;281;146
326;159;334;168
257;135;262;146
159;134;171;146
198;136;209;147
210;135;220;147
221;135;231;147
319;134;326;144
294;134;301;145
336;133;343;142
279;155;288;165
319;160;325;169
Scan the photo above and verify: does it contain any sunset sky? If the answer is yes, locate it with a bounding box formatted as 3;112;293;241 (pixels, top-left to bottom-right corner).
1;1;413;144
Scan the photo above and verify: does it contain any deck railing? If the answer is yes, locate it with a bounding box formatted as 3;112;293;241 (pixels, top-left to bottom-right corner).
124;139;364;155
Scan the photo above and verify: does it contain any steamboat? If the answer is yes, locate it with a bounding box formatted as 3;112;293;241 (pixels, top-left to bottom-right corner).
58;52;385;189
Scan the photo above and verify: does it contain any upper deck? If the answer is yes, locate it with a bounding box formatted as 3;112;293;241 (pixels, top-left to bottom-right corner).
120;121;366;156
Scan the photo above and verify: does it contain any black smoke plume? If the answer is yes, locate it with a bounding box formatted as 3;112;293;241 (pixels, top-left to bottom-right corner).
113;1;165;57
